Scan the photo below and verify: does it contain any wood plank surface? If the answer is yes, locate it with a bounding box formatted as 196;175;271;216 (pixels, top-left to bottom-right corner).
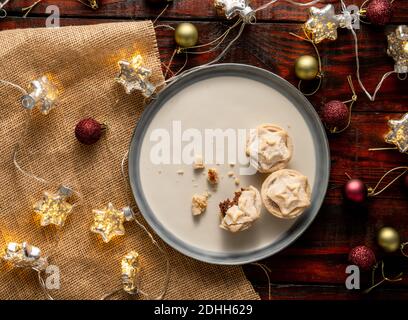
0;0;407;300
3;0;408;22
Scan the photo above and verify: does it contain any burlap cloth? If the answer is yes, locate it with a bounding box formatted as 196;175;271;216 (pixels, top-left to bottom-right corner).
0;21;259;300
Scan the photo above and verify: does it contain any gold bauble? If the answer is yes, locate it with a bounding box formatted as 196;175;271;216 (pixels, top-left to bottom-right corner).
377;227;400;253
175;23;198;48
295;55;319;81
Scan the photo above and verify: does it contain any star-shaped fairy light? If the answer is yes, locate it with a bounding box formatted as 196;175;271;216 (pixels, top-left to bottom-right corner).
214;0;254;22
33;186;74;228
91;203;134;243
121;251;142;294
387;25;408;74
21;75;59;115
116;54;156;98
385;113;408;154
304;4;350;44
2;242;48;271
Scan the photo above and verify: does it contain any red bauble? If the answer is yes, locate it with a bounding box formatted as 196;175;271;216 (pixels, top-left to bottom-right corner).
343;179;368;203
75;118;104;145
348;246;376;271
366;0;393;26
321;100;349;132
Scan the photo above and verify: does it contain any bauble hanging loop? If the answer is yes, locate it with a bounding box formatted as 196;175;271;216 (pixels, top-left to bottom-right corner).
343;166;408;204
364;260;403;293
76;0;99;10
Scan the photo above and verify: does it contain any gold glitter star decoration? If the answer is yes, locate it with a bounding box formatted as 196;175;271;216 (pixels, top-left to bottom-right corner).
385;113;408;154
33;186;74;228
121;251;142;294
21;75;59;115
214;0;254;21
91;203;134;243
116;54;156;98
2;242;48;271
304;4;349;44
387;25;408;74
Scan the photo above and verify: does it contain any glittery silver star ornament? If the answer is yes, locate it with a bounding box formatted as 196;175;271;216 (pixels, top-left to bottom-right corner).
116;55;156;98
214;0;254;22
121;251;142;294
2;242;48;271
385;113;408;154
387;25;408;74
21;75;59;115
33;185;74;228
304;4;352;44
91;203;135;243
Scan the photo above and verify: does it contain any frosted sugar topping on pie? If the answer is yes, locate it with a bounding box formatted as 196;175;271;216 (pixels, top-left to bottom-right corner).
246;124;293;173
261;169;311;219
219;186;262;233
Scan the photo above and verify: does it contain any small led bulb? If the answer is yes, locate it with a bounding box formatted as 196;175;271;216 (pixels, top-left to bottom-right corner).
2;242;48;271
21;75;59;115
121;251;142;294
214;0;254;22
116;55;156;98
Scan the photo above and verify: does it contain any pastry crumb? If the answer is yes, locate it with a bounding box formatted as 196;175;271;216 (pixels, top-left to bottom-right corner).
234;177;240;185
191;192;209;216
193;154;205;170
177;169;184;175
227;171;234;177
207;168;219;185
229;163;235;167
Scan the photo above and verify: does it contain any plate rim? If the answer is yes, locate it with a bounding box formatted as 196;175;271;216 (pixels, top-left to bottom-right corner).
128;63;330;265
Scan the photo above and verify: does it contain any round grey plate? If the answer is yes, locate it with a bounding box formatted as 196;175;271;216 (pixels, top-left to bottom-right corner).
128;64;330;265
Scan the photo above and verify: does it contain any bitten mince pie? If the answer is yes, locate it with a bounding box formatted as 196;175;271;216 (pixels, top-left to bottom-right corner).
219;186;262;233
261;169;311;219
246;124;293;173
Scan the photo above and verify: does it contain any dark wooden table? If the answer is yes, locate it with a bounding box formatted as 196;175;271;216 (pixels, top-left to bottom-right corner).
1;0;407;300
